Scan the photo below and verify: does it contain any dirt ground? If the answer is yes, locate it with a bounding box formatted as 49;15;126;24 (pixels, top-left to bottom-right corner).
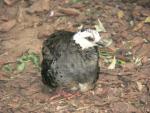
0;0;150;113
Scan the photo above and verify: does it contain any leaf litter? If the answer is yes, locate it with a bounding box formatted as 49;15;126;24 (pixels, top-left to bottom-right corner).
2;51;40;73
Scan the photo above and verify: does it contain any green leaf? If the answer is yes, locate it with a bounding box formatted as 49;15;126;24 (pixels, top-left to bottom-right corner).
28;52;40;67
2;64;13;73
71;0;81;3
17;54;30;62
116;59;126;65
15;52;40;72
16;62;26;72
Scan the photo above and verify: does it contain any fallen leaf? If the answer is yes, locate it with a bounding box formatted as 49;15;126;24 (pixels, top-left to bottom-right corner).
141;56;148;64
2;64;13;73
134;57;143;66
101;38;113;47
133;22;144;31
137;44;150;57
95;19;106;32
26;0;50;13
144;16;150;23
116;59;126;65
71;0;82;3
117;10;124;19
129;20;134;26
131;37;144;47
108;56;116;69
4;0;18;5
16;62;26;72
132;6;142;17
141;9;150;17
17;6;25;23
71;3;84;9
58;7;80;16
0;19;16;32
112;102;139;113
136;81;143;91
28;52;40;67
122;63;135;71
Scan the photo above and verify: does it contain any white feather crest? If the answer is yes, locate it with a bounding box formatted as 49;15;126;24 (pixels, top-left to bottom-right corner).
73;29;101;49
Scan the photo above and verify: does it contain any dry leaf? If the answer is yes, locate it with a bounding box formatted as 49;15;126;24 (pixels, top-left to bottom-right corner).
95;19;106;32
133;22;144;31
122;63;135;71
17;6;25;23
144;16;150;23
117;10;124;19
26;0;50;13
4;0;18;5
112;102;139;113
131;37;144;47
141;56;148;64
108;56;116;69
136;81;143;91
134;57;143;66
0;19;16;32
58;7;80;16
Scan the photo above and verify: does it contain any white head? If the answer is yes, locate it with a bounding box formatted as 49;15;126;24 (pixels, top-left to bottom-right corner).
73;29;101;49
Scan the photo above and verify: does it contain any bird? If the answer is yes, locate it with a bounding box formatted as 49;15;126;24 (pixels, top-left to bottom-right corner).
41;29;102;92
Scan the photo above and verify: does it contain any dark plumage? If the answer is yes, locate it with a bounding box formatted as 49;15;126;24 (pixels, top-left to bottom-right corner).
41;30;100;92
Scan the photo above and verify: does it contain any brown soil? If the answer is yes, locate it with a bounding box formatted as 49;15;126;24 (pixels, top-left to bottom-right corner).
0;0;150;113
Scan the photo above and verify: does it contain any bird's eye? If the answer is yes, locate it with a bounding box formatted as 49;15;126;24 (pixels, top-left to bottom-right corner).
85;37;95;41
